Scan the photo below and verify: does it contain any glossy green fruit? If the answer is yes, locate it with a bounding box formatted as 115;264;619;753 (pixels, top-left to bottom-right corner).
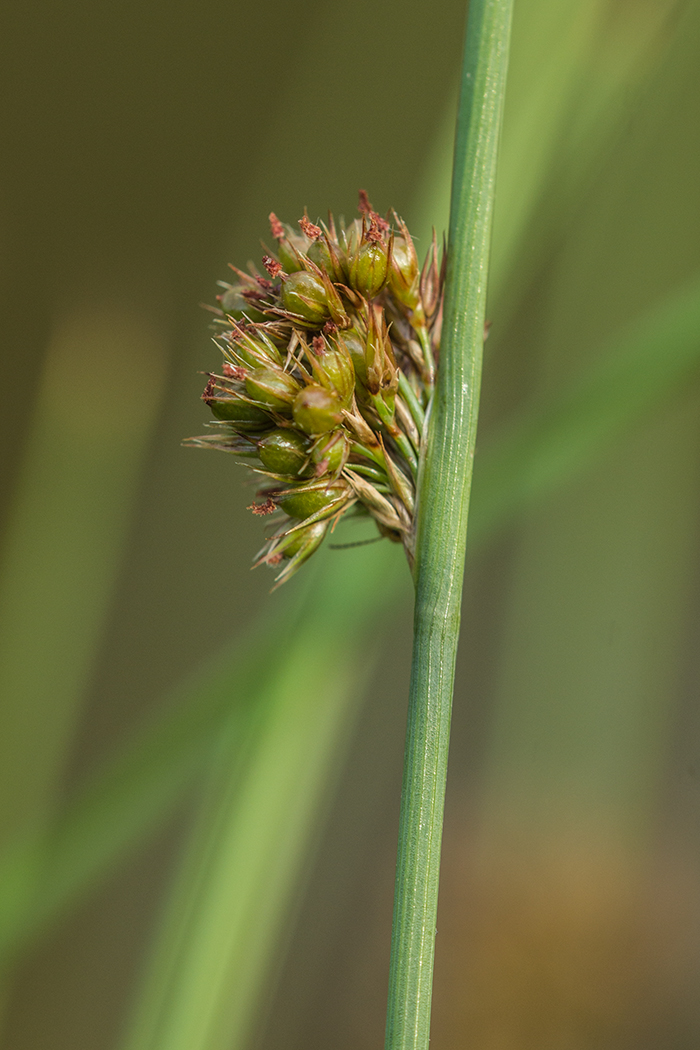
339;328;368;386
276;230;309;273
229;329;283;370
307;237;345;283
348;242;389;298
280;519;328;559
258;429;312;477
280;271;330;326
293;384;344;435
245;368;300;412
218;285;267;323
273;480;346;519
388;236;420;309
208;396;271;428
315;348;355;405
311;429;349;474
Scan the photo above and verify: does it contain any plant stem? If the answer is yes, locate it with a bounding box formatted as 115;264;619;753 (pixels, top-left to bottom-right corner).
398;373;426;434
383;4;513;1050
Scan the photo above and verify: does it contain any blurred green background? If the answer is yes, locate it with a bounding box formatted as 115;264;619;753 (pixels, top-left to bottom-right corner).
2;0;700;1048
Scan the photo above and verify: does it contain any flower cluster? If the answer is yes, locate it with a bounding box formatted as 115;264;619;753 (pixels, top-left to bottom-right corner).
187;191;443;586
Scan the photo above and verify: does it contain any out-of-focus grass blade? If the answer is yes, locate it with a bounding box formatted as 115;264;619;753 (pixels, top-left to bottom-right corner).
0;542;407;963
1;274;699;969
120;549;394;1050
0;628;268;959
469;273;700;544
0;303;167;844
0;303;166;953
413;0;686;318
489;0;608;302
488;0;683;318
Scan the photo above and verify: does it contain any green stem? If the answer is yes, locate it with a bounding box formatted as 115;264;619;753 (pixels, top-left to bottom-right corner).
397;373;426;436
415;325;436;394
384;4;513;1050
388;426;419;478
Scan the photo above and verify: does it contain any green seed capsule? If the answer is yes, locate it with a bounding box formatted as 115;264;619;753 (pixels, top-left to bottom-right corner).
245;368;300;412
227;342;258;370
274;481;346;519
339;219;362;264
348;242;389;298
258;429;312;477
339;328;368;387
218;286;267;323
312;430;349;474
307;237;345;283
280;519;328;559
315;348;355;406
388;237;420;309
230;329;284;369
208;396;271;428
276;227;310;273
293;384;343;435
280;272;330;326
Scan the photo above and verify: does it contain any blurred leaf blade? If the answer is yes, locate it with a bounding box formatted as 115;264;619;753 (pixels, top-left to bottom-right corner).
120;558;388;1050
489;0;686;318
470;271;700;543
0;634;258;958
0;300;167;852
413;1;689;322
0;303;167;846
0;543;407;962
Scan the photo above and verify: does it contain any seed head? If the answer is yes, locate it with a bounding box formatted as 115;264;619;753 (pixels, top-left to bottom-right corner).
187;193;444;584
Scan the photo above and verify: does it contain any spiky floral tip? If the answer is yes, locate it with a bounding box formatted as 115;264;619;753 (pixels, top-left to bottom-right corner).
186;191;444;587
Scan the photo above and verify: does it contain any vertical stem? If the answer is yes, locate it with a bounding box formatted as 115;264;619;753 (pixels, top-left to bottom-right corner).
384;4;513;1050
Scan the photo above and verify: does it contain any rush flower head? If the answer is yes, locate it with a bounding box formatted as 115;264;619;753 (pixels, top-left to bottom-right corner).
187;191;444;586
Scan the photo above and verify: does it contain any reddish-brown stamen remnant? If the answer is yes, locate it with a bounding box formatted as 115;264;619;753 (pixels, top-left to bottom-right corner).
366;214;383;243
262;255;283;279
248;498;276;516
269;212;285;239
358;189;372;214
359;189;390;235
222;362;247;381
299;215;322;240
